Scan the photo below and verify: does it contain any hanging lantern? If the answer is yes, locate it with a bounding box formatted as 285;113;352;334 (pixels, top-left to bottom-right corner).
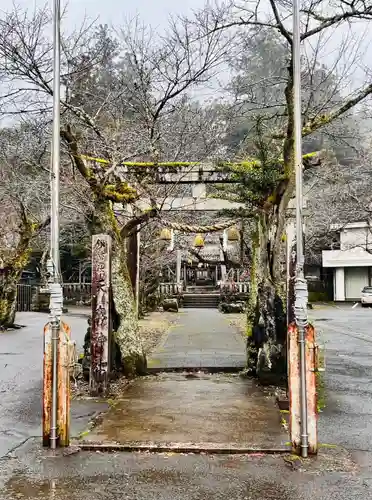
193;233;205;248
159;227;172;241
227;226;239;242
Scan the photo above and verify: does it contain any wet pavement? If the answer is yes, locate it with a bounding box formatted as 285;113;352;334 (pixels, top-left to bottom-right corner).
0;438;369;500
81;309;286;450
311;304;372;452
2;305;372;499
0;310;107;458
147;309;246;371
83;372;287;449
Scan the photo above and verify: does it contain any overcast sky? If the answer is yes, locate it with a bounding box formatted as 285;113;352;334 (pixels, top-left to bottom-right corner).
2;0;203;30
1;0;371;96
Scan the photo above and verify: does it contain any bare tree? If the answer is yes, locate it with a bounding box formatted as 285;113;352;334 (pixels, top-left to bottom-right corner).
0;121;50;326
0;7;230;370
305;149;372;261
188;0;372;381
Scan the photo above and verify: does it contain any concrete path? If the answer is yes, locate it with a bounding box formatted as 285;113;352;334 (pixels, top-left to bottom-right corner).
83;372;288;449
80;309;287;450
147;309;246;371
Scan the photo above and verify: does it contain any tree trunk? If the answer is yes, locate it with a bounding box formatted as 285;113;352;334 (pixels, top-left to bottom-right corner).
126;231;138;296
245;62;297;383
246;211;287;384
255;275;287;384
0;245;32;329
91;201;146;376
0;274;18;328
246;222;260;373
111;245;147;376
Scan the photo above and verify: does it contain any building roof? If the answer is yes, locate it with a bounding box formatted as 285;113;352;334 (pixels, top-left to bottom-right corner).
330;221;372;231
181;241;239;263
323;247;372;267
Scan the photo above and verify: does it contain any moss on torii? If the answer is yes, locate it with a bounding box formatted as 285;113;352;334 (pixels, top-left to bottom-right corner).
80;153;319;170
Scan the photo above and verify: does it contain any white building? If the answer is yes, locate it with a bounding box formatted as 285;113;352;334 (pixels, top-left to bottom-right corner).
322;222;372;301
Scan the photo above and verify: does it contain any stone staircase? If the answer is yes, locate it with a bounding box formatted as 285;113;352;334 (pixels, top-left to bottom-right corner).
185;285;218;293
182;292;220;309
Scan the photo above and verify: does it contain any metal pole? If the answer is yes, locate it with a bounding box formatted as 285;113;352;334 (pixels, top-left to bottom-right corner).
293;0;309;458
48;0;62;450
135;230;140;317
51;0;61;274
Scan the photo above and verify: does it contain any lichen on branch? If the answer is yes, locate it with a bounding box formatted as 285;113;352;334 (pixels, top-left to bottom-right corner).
102;182;137;203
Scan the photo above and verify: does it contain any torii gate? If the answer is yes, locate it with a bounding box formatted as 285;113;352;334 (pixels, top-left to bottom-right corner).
86;158;317;456
114;163;245;291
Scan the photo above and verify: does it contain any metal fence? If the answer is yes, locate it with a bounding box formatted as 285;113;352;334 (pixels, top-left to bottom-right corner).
15;282;94;312
16;284;33;312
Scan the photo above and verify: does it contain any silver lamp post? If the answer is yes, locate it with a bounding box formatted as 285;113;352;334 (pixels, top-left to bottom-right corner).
48;0;63;450
293;0;309;457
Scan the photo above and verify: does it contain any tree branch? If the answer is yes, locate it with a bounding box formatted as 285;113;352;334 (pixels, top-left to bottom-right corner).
268;0;292;45
34;216;51;233
121;208;159;237
60;126;99;189
302;83;372;137
273;83;372;140
301;6;372;40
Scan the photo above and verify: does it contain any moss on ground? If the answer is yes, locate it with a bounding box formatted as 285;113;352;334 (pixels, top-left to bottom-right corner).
316;370;326;412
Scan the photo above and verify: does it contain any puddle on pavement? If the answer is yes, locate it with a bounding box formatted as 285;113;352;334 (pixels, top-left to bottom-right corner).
3;472;292;500
3;476;74;499
3;458;295;500
3;474;110;500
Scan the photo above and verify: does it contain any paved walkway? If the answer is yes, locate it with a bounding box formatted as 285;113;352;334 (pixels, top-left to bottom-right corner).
80;309;287;450
147;309;246;371
84;372;288;449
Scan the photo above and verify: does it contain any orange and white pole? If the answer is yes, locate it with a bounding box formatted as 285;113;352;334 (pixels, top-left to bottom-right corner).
43;0;70;449
43;319;71;448
288;322;318;455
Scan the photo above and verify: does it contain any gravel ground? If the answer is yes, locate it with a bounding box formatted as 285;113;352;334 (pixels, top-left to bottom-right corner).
227;313;246;338
140;311;178;355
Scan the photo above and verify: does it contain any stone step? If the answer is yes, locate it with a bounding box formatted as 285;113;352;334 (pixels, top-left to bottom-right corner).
183;292;220;298
186;286;218;293
183;300;219;304
183;292;220;296
183;293;220;309
183;304;218;309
